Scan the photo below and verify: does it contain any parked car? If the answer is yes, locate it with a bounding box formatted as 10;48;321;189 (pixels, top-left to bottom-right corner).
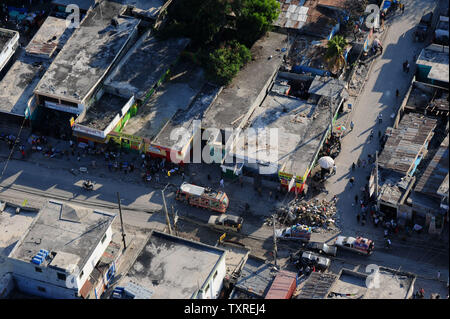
275;224;311;242
335;236;374;256
208;214;243;232
415;12;433;42
303;242;337;256
300;251;331;271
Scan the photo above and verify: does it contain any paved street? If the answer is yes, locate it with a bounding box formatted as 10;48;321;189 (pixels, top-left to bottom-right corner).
0;0;448;299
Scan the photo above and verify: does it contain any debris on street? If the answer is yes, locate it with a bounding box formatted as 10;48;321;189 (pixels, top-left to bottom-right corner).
265;198;338;230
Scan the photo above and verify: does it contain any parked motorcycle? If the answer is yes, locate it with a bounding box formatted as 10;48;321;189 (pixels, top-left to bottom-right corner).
82;180;95;191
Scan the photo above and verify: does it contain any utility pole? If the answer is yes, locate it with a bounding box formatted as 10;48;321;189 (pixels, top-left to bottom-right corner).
116;192;127;250
272;215;277;268
162;185;172;235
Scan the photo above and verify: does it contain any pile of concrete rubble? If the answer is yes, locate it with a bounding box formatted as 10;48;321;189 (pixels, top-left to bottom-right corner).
266;198;338;229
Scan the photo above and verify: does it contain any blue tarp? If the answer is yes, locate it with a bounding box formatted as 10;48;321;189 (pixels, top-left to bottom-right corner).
382;1;392;10
292;65;331;77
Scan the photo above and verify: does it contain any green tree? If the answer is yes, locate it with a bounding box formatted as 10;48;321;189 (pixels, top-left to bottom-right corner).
234;0;280;47
162;0;231;45
206;40;252;85
325;35;348;74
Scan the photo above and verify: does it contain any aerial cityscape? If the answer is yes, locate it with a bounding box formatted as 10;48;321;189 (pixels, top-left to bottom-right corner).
0;0;448;303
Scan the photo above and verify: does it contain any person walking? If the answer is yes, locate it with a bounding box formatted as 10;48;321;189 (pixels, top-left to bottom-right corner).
401;3;405;14
437;271;441;281
406;62;410;73
378;114;382;124
350;121;354;131
220;178;224;188
396;89;400;98
349;177;355;188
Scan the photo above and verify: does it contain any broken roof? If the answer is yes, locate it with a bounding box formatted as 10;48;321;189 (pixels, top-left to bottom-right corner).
8;200;116;271
78;93;130;131
202;32;289;132
308;76;348;98
416;44;449;83
121;62;205;141
415;135;449;196
119;231;226;299
25;16;67;59
34;1;140;104
104;31;190;101
153;83;221;151
378;113;437;175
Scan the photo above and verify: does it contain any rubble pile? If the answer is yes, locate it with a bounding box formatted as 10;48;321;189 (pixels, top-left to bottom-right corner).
267;198;338;229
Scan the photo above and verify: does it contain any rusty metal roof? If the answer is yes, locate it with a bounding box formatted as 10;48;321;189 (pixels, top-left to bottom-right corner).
378;113;438;175
415;135;449;196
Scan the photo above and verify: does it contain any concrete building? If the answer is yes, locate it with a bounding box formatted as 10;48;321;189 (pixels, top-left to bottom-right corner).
408;135;449;234
25;16;68;60
152;83;222;164
114;231;227;299
326;268;416;299
0;53;46;120
223;73;347;192
201;31;290;162
415;44;449;88
375;113;438;219
72;31;190;144
0;28;19;74
114;62;205;157
2;200;116;299
34;1;140;116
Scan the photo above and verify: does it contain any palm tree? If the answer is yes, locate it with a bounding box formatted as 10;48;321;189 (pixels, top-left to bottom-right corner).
325;35;348;74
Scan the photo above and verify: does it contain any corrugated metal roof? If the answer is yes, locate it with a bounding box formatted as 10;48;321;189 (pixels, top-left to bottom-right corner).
415;136;449;196
378;113;437;175
265;270;297;299
296;272;337;299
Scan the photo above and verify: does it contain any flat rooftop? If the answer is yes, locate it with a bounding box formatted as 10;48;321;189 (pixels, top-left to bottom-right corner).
229;93;317;174
231;256;275;299
0;28;16;49
34;1;140;104
120;231;226;299
379;113;438;175
0;53;46;116
122;62;205;140
0;202;38;257
104;31;190;100
328;268;415;299
78;93;129;130
8;200;116;271
415;136;449;196
202;32;289;131
416;44;449;83
25;16;67;59
153;83;221;150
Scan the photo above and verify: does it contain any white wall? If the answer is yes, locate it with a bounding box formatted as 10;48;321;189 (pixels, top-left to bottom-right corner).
76;226;113;289
198;254;227;299
0;30;19;72
8;225;113;299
